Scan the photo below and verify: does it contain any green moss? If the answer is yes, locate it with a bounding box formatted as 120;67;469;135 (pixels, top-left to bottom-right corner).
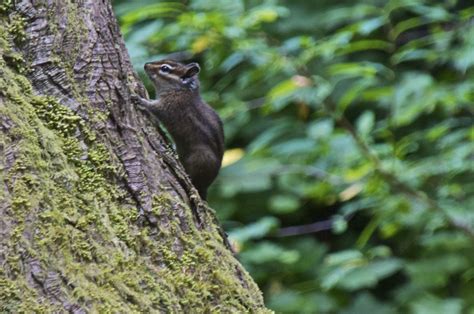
0;0;13;15
8;13;26;43
0;271;54;312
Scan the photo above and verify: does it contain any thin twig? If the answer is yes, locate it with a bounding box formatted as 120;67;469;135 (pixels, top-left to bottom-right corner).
275;164;344;185
277;214;354;237
277;219;334;237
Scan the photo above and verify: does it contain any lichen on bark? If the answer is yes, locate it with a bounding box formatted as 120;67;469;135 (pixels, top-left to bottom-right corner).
0;1;268;312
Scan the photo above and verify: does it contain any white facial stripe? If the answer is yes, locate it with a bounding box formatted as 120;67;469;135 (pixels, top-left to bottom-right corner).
158;73;181;83
161;63;174;69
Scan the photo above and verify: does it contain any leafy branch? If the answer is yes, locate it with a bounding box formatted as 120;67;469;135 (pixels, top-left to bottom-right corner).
336;115;474;239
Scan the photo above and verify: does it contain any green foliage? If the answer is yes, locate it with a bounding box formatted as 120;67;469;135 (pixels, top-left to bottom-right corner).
114;0;474;312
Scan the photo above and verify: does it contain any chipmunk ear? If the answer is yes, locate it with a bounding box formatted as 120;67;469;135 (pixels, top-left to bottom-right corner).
185;62;200;77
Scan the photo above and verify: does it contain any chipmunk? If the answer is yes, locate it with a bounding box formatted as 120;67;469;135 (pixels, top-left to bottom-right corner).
131;60;224;200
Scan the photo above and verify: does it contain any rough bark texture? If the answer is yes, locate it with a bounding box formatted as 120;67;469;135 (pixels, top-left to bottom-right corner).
0;0;267;312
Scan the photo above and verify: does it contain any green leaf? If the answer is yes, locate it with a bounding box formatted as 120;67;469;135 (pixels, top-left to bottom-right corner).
268;194;300;214
356;111;375;137
326;250;364;266
323;258;402;291
307;119;334;140
406;255;469;288
228;217;279;242
339;259;402;290
341;293;397;314
411;296;463;314
240;242;299;264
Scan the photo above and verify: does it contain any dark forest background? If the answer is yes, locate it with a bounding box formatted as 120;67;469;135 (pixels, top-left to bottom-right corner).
113;0;474;312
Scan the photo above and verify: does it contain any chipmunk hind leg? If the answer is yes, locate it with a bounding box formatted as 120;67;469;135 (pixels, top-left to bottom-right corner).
183;152;220;200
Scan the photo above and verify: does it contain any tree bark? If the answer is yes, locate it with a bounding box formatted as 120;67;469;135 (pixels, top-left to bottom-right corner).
0;1;267;312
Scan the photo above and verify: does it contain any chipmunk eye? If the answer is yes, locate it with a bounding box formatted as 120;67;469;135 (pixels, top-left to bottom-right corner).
160;65;171;73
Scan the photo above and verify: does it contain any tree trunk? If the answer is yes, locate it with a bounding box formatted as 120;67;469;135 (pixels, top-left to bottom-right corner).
0;1;267;312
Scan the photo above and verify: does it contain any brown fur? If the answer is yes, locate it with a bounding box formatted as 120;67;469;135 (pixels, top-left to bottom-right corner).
132;60;224;200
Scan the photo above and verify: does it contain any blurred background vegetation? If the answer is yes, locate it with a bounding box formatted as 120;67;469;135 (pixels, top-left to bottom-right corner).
113;0;474;312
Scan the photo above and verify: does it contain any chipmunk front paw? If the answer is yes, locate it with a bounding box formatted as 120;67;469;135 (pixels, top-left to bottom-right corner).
130;94;142;106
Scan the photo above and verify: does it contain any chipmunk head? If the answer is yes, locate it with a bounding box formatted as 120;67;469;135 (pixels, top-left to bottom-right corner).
144;59;201;93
